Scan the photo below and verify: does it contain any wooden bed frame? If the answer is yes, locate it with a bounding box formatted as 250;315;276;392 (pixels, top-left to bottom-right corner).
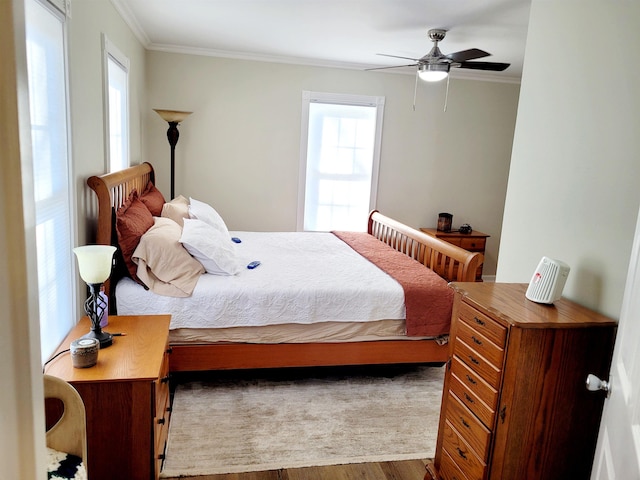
87;162;483;372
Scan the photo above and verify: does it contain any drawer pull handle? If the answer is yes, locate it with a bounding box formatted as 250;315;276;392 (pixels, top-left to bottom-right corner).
500;405;507;423
464;393;475;404
161;375;171;384
456;447;467;460
474;316;485;326
471;335;483;346
465;374;477;385
461;417;471;429
158;453;166;461
166;347;173;354
158;417;166;425
469;355;480;365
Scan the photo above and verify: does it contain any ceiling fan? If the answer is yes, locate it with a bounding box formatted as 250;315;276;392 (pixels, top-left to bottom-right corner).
368;29;510;111
368;28;510;82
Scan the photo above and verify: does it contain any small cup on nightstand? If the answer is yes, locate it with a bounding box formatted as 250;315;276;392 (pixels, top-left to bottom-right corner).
70;338;99;368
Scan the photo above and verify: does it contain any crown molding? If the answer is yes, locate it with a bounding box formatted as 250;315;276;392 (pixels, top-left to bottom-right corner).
148;43;521;84
109;0;151;47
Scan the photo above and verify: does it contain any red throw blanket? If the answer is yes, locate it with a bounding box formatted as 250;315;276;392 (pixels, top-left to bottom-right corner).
333;231;453;337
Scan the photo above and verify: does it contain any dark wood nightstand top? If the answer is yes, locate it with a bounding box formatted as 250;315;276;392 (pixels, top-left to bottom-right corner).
420;227;490;239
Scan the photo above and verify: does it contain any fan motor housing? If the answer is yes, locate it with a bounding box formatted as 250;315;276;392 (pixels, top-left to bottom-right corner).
428;29;447;42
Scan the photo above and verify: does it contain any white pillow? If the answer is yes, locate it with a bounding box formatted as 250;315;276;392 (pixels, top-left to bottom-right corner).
188;197;230;237
180;218;241;275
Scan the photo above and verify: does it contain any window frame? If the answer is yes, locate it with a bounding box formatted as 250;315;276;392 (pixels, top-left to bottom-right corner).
297;91;385;232
25;0;78;363
102;33;130;173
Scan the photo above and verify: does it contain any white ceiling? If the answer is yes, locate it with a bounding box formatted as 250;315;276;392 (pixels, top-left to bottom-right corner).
111;0;531;82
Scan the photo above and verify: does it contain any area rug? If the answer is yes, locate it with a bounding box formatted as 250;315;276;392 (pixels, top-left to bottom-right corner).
160;364;444;477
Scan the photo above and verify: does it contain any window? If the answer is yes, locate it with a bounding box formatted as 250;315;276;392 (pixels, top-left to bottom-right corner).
25;0;76;362
102;34;129;173
298;91;385;232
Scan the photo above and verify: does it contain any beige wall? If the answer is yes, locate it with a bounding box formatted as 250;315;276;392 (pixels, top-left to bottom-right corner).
497;0;640;318
146;52;520;275
69;0;147;246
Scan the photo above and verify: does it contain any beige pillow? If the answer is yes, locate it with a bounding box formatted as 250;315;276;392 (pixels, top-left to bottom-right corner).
161;195;190;227
132;217;204;297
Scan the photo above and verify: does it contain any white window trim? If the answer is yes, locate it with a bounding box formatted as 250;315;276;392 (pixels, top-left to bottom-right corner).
101;33;130;172
297;91;385;231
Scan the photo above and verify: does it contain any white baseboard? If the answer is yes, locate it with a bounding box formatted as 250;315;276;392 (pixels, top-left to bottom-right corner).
482;275;496;282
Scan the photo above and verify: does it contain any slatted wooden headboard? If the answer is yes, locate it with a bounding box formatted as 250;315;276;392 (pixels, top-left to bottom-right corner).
87;162;155;308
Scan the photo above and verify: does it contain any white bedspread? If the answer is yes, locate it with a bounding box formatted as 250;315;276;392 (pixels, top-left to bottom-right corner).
116;231;405;330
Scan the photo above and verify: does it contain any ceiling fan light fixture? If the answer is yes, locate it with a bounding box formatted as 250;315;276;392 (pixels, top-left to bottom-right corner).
418;63;449;82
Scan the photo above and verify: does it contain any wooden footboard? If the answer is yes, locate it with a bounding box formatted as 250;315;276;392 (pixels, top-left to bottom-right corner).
87;163;482;372
368;210;482;283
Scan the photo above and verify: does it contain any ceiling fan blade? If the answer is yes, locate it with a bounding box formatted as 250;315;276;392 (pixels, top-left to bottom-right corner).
377;53;420;62
446;48;491;62
457;61;510;71
366;63;418;71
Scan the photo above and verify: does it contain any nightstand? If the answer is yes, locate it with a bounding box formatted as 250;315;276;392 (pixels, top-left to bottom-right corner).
45;315;172;480
420;228;489;281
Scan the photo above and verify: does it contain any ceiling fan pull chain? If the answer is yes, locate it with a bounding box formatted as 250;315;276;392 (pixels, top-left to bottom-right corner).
413;68;419;111
443;74;450;112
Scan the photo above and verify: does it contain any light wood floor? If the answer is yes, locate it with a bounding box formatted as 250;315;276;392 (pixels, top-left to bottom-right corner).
176;459;429;480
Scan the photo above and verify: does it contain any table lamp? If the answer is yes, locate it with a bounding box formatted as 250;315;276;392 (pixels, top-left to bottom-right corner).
73;245;116;348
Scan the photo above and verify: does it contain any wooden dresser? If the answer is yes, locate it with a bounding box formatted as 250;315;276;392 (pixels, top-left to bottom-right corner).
420;228;489;281
45;315;172;480
426;283;616;480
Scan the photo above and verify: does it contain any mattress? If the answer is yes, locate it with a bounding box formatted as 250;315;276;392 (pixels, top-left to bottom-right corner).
116;231;406;332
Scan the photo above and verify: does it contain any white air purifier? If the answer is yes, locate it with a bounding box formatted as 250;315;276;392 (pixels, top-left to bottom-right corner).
525;257;570;304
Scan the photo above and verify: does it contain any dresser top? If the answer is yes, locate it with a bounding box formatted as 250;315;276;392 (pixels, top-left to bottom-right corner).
44;315;171;382
450;282;616;329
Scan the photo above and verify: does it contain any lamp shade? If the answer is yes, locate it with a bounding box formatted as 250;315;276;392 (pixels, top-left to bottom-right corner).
418;63;449;82
73;245;116;284
153;109;192;123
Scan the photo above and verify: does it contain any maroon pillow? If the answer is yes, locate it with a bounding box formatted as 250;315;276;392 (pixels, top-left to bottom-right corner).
116;190;154;282
139;181;166;217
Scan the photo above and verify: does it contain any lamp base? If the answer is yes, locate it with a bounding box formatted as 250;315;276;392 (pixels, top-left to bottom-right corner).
82;329;113;348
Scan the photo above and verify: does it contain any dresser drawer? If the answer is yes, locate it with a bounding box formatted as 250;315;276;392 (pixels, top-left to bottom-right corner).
154;349;171;471
444;237;463;247
460;237;485;251
451;356;499;410
442;421;487;480
454;338;502;388
440;448;472;480
456;320;505;368
445;392;492;460
458;302;507;347
449;370;496;429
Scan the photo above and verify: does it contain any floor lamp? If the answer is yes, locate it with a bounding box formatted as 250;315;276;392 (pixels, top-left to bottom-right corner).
153;109;192;199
